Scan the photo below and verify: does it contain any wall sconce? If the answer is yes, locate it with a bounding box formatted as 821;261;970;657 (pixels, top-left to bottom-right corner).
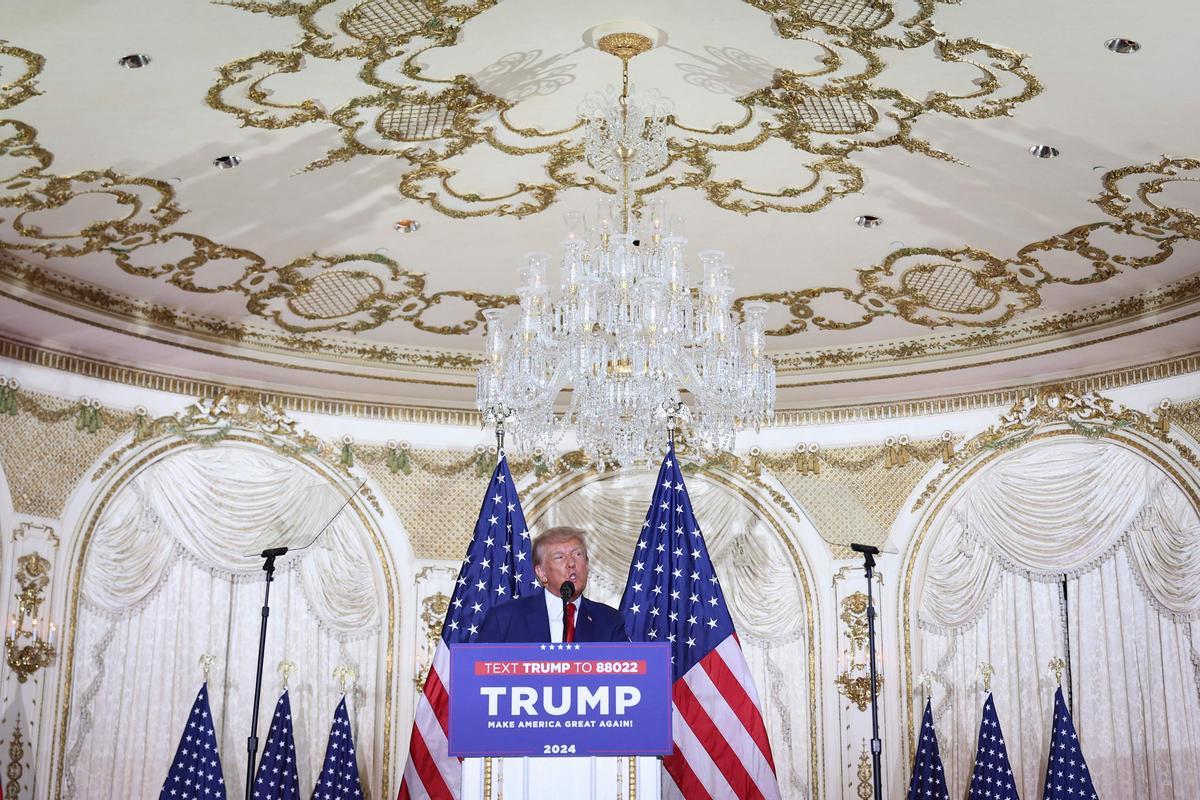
5;554;58;683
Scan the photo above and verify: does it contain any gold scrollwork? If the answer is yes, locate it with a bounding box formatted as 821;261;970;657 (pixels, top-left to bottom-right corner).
0;41;45;111
913;384;1193;511
5;711;26;800
414;591;449;691
203;0;1044;222
835;591;882;711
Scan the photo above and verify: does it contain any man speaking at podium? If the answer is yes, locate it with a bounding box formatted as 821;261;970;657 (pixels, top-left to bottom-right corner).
476;526;628;643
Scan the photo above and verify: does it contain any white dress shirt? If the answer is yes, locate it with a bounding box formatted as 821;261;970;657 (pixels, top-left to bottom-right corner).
543;589;580;644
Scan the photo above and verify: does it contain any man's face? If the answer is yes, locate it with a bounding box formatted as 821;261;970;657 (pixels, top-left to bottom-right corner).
534;537;589;599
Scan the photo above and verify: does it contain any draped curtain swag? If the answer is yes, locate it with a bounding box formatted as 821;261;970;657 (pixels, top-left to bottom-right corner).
917;438;1200;799
65;444;386;799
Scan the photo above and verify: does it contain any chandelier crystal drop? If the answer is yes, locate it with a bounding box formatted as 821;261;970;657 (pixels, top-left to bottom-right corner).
476;32;776;467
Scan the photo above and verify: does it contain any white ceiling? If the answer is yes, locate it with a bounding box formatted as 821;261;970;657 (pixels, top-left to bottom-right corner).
1;0;1198;408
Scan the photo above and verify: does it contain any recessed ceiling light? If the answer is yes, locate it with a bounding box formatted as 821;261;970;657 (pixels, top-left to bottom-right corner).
374;247;391;256
394;219;420;233
1105;38;1140;54
1029;145;1059;159
855;215;882;228
212;155;241;170
118;54;152;69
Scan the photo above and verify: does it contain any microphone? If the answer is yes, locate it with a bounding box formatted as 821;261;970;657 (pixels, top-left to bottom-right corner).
559;581;576;602
849;543;880;555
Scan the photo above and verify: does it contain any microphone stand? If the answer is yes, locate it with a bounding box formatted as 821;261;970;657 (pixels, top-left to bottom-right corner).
244;545;287;800
851;542;884;800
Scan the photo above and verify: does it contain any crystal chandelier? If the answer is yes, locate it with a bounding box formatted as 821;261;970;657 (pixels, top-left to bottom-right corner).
476;32;776;467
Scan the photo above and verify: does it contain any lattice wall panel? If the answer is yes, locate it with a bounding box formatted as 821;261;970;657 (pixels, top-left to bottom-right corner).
0;392;128;517
771;445;933;559
360;453;489;560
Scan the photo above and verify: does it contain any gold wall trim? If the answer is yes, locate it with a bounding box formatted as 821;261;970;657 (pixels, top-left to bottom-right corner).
0;337;483;425
771;350;1200;425
2;335;1198;427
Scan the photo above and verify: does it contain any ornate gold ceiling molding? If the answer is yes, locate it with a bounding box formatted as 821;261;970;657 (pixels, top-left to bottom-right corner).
771;272;1200;371
1;336;1196;426
0;41;44;111
203;0;1041;219
3;107;1197;341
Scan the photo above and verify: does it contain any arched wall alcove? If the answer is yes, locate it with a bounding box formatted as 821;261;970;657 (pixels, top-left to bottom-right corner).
899;426;1200;799
520;463;827;800
48;429;416;800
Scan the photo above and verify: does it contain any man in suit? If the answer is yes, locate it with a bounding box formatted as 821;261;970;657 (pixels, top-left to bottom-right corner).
476;526;627;643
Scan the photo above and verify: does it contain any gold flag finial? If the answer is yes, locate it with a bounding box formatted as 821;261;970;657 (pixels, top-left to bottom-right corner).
916;672;934;699
978;662;995;693
199;653;216;681
278;660;297;689
1048;657;1066;686
333;664;356;694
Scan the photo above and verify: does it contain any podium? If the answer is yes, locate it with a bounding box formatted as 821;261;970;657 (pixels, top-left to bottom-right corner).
461;755;661;799
450;643;671;800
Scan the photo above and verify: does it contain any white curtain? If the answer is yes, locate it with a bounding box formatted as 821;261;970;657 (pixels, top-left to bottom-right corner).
64;444;388;799
917;438;1200;798
537;470;813;799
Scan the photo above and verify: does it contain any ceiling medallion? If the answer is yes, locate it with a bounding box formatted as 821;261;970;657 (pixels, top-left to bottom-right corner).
477;32;776;467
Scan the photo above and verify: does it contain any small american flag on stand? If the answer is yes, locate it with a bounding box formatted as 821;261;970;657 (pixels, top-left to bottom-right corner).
620;444;781;800
1041;686;1098;800
906;698;950;800
968;693;1021;800
251;690;300;799
311;697;362;799
159;682;226;800
397;455;535;800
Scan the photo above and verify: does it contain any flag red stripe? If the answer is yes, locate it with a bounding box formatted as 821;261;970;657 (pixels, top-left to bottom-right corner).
701;648;776;770
401;721;453;800
423;667;451;737
673;678;766;800
664;741;713;800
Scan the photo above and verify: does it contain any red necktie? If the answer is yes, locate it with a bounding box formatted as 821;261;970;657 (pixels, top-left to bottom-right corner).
564;601;576;643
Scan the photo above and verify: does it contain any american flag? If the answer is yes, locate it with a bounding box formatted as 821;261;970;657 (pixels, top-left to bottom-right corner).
159;682;226;800
312;697;362;799
252;690;300;799
620;445;780;800
398;456;535;800
907;699;950;800
968;693;1020;800
1041;687;1098;800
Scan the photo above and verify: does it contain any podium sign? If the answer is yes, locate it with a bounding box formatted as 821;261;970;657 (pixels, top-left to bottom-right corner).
448;642;672;757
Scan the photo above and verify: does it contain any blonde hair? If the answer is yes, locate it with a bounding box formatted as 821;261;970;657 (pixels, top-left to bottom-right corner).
532;526;590;566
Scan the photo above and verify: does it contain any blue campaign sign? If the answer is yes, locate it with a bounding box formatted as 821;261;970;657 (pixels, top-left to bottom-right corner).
448;642;673;758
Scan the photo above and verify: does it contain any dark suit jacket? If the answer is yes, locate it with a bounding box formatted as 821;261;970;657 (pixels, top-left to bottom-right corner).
475;592;628;643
